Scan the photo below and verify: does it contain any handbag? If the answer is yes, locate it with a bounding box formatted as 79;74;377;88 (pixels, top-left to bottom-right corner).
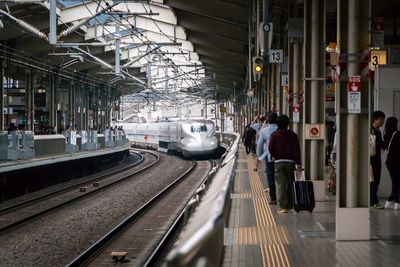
326;165;336;193
387;131;399;152
369;164;374;182
369;130;376;157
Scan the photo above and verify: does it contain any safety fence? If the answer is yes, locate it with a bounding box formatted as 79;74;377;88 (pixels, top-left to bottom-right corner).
165;132;240;267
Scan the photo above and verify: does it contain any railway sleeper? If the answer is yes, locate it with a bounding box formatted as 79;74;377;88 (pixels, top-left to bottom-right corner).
111;251;128;262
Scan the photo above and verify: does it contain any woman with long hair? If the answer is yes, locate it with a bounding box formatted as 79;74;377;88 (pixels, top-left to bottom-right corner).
383;117;400;209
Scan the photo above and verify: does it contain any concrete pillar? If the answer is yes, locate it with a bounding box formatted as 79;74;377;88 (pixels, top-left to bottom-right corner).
335;0;371;240
0;59;4;131
263;75;268;112
346;0;359;208
275;63;281;114
292;39;302;135
270;64;275;111
309;0;322;181
303;0;325;199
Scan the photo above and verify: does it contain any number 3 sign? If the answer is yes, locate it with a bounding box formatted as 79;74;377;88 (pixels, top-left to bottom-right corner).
370;49;387;71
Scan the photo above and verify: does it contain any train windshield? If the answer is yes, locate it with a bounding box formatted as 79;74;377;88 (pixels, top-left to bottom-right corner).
191;125;207;133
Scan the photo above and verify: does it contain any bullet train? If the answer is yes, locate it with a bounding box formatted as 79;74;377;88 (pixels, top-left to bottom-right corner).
117;120;219;158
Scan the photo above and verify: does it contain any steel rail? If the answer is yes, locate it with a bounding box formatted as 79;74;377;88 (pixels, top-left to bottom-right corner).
66;160;197;267
143;160;218;267
0;149;143;214
0;150;160;234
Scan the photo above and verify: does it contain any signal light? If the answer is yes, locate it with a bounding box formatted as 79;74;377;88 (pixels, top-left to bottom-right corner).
252;56;264;81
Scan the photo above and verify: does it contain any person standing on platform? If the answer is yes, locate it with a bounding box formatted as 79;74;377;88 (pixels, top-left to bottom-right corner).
242;125;255;155
370;111;385;208
257;112;279;204
250;116;262;153
269;115;302;213
383;117;400;209
254;115;268;170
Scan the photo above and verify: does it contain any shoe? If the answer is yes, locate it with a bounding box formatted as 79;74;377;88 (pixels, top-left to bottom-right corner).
372;204;384;209
254;168;258;171
385;201;395;209
269;200;277;205
278;209;287;213
395;203;400;210
264;188;270;192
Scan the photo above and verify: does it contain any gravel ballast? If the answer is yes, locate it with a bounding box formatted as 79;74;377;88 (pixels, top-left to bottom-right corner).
0;152;192;267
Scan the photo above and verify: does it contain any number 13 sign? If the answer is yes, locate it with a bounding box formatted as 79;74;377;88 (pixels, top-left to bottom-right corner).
269;50;284;63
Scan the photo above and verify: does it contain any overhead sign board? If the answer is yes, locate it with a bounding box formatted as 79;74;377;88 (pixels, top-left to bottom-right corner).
370;49;387;71
269;50;284;63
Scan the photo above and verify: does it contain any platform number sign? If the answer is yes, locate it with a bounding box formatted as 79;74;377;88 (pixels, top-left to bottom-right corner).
369;50;387;71
269;50;284;63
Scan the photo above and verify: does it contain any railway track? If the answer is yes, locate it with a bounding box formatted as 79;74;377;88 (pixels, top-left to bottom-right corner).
0;149;159;234
66;160;213;267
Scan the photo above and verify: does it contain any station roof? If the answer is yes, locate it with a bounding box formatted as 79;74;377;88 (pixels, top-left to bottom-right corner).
0;0;253;105
1;0;398;104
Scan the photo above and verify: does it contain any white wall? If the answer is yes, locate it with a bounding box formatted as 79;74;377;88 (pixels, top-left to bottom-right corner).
375;65;400;198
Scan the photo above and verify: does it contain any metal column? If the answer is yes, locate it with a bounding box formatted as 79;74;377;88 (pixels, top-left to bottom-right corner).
49;73;57;130
0;59;4;131
68;81;74;128
25;70;32;131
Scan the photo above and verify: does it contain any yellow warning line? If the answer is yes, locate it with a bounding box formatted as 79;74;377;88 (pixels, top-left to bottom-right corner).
235;226;289;245
243;146;291;267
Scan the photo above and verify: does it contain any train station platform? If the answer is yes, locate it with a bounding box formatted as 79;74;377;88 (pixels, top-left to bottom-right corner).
0;143;131;202
0;143;130;173
222;145;400;267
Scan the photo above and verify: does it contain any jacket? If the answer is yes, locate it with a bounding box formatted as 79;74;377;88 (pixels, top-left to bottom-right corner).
256;123;278;162
268;129;301;165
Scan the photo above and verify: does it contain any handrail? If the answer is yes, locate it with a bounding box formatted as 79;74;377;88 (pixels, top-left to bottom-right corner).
164;132;240;267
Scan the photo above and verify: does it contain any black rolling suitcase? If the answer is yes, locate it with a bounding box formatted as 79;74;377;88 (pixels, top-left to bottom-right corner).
292;171;315;213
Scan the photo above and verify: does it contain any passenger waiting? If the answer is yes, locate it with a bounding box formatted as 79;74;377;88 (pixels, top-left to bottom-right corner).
254;114;268;171
370;111;385;209
383;117;400;210
242;125;255;155
269;115;302;213
256;112;279;204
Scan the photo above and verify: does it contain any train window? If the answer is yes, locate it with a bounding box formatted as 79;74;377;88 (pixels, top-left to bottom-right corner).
191;125;207;133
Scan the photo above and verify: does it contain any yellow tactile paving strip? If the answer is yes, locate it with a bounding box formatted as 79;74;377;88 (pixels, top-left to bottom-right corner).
232;145;291;267
235;226;289;245
231;192;253;199
260;244;291;267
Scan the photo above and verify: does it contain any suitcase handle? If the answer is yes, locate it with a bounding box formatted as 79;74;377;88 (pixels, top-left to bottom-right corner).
294;170;305;181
